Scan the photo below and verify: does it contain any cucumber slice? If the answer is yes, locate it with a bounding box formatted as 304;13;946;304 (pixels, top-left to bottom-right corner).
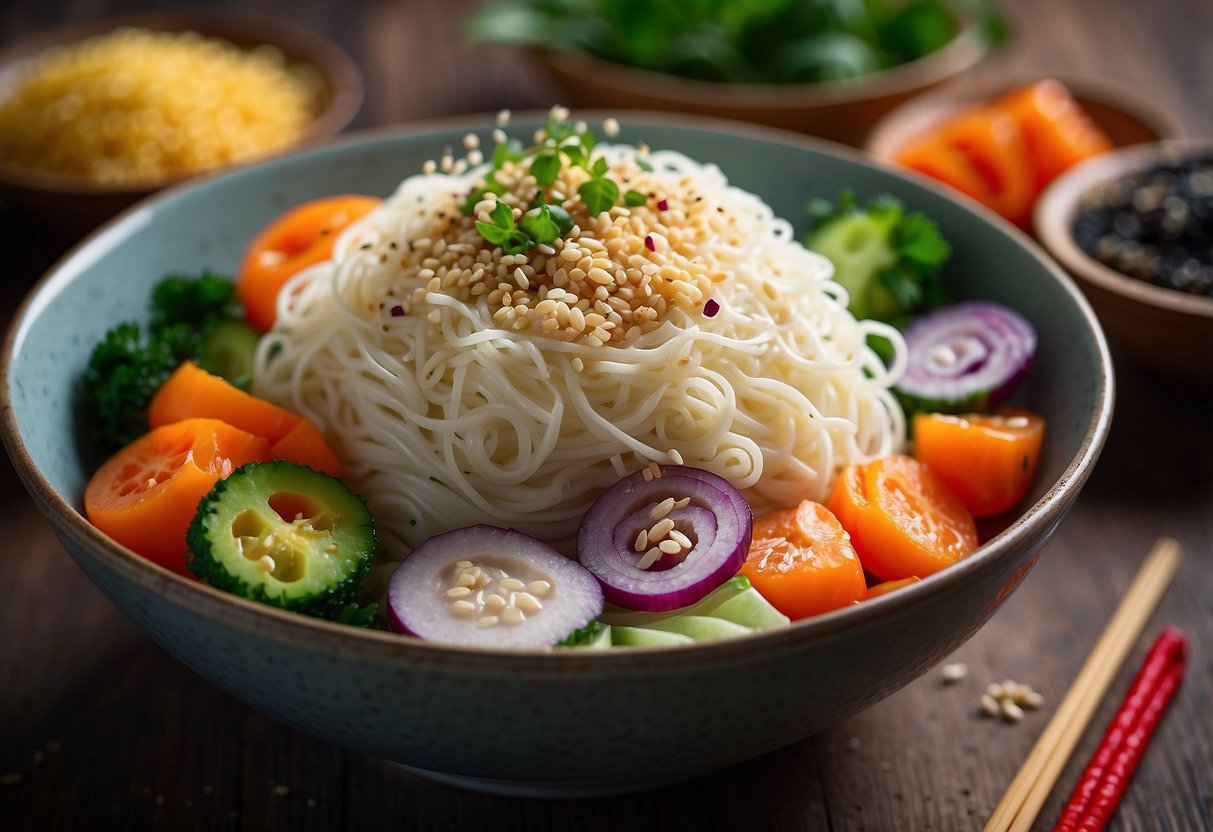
599;576;753;627
198;319;261;390
611;626;694;647
186;461;376;616
804;211;899;321
644;615;753;642
708;588;791;631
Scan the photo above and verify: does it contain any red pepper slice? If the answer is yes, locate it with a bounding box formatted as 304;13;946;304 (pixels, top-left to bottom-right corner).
1051;627;1188;832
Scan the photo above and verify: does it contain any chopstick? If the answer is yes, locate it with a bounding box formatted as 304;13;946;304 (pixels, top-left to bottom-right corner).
982;536;1183;832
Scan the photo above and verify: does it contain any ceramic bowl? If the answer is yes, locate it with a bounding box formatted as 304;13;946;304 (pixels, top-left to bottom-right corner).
0;114;1112;797
0;10;364;237
534;22;990;147
1034;139;1213;388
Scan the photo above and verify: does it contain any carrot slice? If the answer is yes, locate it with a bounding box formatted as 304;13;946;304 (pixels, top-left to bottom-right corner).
829;454;977;581
84;418;270;574
149;361;344;474
149;361;301;443
738;500;867;620
991;80;1113;192
913;409;1046;517
270;418;345;478
862;576;921;600
237;195;380;331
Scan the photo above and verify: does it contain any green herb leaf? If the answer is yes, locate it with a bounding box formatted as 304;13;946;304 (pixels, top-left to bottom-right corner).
475;200;521;247
579;176;619;216
591;156;610;177
561;142;588;169
636;155;653;172
502;228;534;255
624;189;648;207
519;204;562;244
531;153;562;186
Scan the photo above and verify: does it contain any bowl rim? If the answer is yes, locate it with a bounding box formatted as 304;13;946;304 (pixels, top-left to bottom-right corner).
1033;137;1213;319
865;71;1188;160
537;20;990;109
0;110;1115;671
0;8;365;197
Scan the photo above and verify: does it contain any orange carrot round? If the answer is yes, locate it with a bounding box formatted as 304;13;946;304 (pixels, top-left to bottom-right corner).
148;361;344;475
739;500;867;620
149;361;301;443
84;418;270;574
237;195;380;331
913;409;1046;517
991;80;1113;192
829;454;977;581
862;576;921;601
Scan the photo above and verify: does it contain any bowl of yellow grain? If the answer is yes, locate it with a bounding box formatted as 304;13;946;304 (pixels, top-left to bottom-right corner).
0;11;363;237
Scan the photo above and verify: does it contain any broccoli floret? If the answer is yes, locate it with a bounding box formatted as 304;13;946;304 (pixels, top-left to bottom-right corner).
149;271;241;334
82;272;249;461
82;322;193;460
803;191;951;326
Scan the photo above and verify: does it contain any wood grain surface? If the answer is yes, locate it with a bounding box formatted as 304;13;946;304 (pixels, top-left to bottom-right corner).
1;1;1210;829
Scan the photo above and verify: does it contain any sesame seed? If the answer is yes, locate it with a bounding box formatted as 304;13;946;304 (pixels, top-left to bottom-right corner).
485;594;507;611
463;133;480;150
669;529;692;549
634;529;649;552
449;600;476;617
516;592;543;614
941;663;968;683
648;462;662;479
658;539;682;555
649;497;676;520
476;615;499;629
500;578;525;592
443;586;472;598
636;547;663;570
648;517;676;541
496;109;511;127
603;117;620;137
667;448;684;465
1000;699;1025;723
672;497;690;509
525;580;552;597
979;694;1001;717
422;159;436;175
500;607;525;626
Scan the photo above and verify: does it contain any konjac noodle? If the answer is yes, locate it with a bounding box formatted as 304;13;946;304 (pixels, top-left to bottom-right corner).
253;114;906;560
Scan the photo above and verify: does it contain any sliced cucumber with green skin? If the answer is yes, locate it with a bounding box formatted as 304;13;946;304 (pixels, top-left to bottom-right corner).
186;461;376;617
198;319;261;390
611;626;694;647
705;588;791;631
645;615;753;642
804;211;901;321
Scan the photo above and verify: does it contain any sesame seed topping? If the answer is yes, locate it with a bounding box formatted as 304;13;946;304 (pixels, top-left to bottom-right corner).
649;497;676;520
636;547;663;570
667;448;684;465
658;539;682;555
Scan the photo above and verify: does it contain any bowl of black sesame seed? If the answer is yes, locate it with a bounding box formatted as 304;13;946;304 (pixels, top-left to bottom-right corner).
1034;138;1213;388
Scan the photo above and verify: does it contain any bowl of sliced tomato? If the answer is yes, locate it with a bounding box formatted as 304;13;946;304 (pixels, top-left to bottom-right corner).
0;112;1112;796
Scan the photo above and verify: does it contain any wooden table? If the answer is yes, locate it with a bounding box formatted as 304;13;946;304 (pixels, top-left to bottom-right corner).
1;1;1209;829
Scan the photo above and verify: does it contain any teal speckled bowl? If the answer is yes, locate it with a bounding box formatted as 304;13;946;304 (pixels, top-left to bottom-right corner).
0;115;1112;797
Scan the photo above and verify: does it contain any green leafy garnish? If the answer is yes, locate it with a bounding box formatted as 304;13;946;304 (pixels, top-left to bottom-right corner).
519;204;574;245
474;200;532;255
82;271;249;462
579;175;620;217
465;116;649;252
467;0;1007;86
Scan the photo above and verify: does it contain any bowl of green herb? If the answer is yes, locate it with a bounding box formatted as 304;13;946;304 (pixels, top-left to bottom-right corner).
467;0;1004;146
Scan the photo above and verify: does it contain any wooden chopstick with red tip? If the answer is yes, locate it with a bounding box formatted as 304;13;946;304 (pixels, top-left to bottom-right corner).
982;537;1183;832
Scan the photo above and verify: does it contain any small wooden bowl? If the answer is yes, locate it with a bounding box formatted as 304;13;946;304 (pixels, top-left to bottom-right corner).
1034;139;1213;389
0;10;364;238
535;22;991;148
866;73;1185;161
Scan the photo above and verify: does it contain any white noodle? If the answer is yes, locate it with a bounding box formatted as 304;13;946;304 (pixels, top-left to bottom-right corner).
254;145;905;558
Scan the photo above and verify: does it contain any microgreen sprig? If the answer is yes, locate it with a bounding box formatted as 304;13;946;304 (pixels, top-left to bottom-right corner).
462;115;647;253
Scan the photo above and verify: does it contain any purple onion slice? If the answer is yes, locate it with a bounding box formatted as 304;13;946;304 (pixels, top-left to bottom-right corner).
896;301;1037;413
576;465;753;612
387;525;603;648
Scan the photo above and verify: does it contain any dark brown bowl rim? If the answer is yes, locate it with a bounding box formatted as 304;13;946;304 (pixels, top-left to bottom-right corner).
537;22;989;109
0;8;364;197
0;111;1114;672
1033;138;1213;319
